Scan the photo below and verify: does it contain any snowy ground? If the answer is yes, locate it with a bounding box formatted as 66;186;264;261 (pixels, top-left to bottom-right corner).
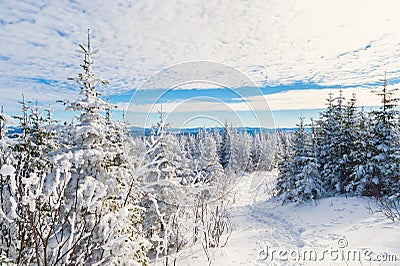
157;171;399;265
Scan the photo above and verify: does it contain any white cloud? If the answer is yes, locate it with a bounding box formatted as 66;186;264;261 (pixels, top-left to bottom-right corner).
264;87;382;110
1;0;400;114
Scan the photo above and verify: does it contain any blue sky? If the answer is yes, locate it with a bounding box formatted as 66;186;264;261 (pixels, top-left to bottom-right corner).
1;0;400;128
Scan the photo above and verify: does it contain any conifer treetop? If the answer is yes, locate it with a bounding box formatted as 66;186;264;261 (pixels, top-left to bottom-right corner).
66;29;109;126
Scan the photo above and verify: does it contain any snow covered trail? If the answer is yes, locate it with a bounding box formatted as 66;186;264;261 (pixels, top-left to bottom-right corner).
176;171;308;265
174;171;400;265
211;171;307;265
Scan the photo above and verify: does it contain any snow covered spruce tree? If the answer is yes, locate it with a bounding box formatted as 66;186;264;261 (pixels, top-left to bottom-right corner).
59;30;149;264
340;93;366;194
253;131;279;172
218;121;231;170
315;91;348;194
274;129;293;170
0;30;149;265
317;91;362;194
227;130;251;176
0;95;62;264
362;74;400;197
199;131;226;184
139;108;186;261
249;131;263;172
276;116;324;203
345;107;371;195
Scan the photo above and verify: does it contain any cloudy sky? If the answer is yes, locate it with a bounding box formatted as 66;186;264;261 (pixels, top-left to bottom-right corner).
1;0;400;128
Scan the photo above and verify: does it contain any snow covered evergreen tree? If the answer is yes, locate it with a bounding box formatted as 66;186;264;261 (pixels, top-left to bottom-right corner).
340;93;362;194
346;106;372;195
362;74;400;197
218;121;231;170
274;129;293;170
0;94;64;264
249;131;263;171
66;30;148;264
277;117;324;203
196;131;225;184
228;130;251;176
9;29;151;265
139;107;187;260
315;91;347;194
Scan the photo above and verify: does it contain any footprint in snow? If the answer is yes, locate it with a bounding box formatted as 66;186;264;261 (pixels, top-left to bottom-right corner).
334;207;345;211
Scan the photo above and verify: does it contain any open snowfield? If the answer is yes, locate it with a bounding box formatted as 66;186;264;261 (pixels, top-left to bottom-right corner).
158;171;400;265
